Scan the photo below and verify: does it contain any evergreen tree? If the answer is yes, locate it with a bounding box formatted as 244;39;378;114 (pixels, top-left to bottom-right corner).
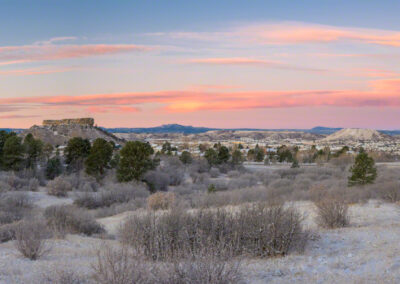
0;131;16;168
231;149;244;165
2;135;24;171
291;159;300;168
23;133;43;169
217;146;230;164
180;151;193;164
46;156;63;180
117;141;154;182
65;137;91;171
204;148;218;166
348;150;377;186
85;138;113;179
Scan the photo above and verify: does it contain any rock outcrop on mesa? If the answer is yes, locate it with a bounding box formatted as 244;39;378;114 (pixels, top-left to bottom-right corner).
322;128;392;142
22;118;124;146
42;118;94;127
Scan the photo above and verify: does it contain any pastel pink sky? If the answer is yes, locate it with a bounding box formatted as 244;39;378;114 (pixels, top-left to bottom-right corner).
1;20;400;129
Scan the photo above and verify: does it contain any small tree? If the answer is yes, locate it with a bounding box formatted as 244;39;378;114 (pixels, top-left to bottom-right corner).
204;148;218;166
46;156;63;180
117;141;154;182
85;138;113;179
231;149;243;165
180;151;192;164
217;146;230;164
348;150;377;186
2;135;24;171
0;130;16;168
291;159;300;168
65;137;91;171
23;133;43;169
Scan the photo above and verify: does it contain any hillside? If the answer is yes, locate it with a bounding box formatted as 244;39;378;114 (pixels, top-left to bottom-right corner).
22;119;124;146
322;128;393;142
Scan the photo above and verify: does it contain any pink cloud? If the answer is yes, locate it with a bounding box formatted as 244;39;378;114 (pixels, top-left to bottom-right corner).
1;78;400;115
185;57;325;72
0;43;151;65
161;22;400;47
0;67;75;76
237;22;400;47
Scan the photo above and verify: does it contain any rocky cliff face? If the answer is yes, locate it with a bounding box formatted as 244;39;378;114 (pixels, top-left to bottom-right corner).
42;118;94;127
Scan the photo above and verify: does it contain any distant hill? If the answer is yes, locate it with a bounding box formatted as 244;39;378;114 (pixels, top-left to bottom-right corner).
306;126;343;135
104;124;217;134
322;128;393;142
0;128;25;133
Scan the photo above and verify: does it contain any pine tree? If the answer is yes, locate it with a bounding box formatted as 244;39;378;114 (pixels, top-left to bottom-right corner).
65;137;91;171
348;150;377;186
85;138;113;179
2;135;24;171
231;149;244;165
46;156;63;180
117;141;154;182
23;133;43;169
180;151;193;164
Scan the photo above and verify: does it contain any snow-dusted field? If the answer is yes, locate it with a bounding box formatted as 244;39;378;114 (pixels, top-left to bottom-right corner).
1;201;400;283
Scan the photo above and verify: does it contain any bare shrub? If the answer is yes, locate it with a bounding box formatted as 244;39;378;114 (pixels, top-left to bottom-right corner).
378;181;400;202
47;176;73;197
147;192;176;211
44;205;104;237
92;244;241;284
74;183;149;209
315;198;350;228
0;222;18;242
41;268;89;284
209;167;220;178
0;192;33;225
143;170;170;191
28;178;40;191
14;219;51;260
92;199;147;218
120;203;309;261
92;244;156;284
171;256;241;284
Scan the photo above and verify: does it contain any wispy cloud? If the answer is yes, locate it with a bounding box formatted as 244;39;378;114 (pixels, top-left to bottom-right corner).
153;22;400;47
185;57;326;72
0;42;152;65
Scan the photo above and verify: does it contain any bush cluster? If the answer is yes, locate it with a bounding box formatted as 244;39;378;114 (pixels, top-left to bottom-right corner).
44;205;104;236
120;203;309;261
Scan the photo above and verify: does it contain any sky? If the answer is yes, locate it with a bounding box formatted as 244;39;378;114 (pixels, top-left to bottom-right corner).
1;0;400;129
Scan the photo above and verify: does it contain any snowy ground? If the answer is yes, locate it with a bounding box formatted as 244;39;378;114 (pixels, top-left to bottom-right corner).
1;201;400;283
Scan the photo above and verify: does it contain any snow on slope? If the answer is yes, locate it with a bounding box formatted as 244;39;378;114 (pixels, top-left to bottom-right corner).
322;128;392;142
